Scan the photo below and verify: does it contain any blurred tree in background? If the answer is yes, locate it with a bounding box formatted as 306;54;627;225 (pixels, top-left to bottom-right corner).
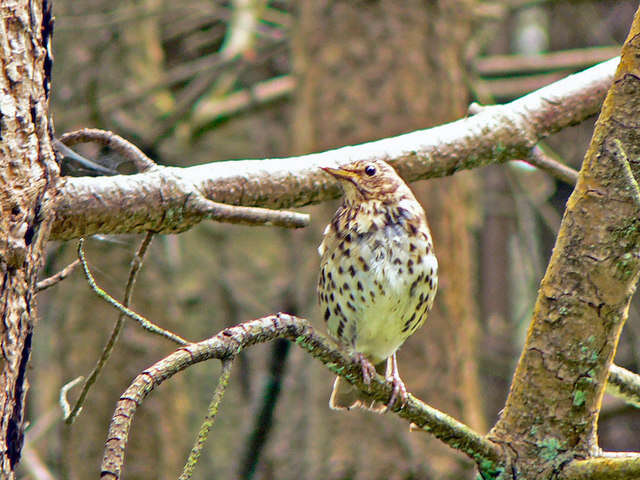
6;0;639;479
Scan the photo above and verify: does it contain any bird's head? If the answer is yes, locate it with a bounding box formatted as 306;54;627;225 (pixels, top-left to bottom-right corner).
321;159;409;206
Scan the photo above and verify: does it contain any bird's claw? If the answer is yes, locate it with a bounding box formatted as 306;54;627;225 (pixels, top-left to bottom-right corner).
354;352;376;386
352;353;408;413
381;353;408;412
382;374;408;412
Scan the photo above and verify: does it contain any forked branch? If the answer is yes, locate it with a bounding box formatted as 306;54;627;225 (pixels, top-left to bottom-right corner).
64;234;159;424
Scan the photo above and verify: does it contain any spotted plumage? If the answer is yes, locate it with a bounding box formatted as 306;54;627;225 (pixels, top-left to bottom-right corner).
318;159;438;411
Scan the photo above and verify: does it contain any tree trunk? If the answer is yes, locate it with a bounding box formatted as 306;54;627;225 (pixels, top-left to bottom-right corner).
488;9;640;476
291;1;484;478
0;1;59;478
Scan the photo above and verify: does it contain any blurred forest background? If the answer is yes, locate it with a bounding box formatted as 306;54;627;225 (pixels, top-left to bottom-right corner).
23;1;640;479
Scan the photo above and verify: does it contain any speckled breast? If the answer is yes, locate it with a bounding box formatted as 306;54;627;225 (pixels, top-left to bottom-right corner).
318;219;438;363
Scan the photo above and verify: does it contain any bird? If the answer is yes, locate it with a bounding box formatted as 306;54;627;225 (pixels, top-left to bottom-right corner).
318;158;438;412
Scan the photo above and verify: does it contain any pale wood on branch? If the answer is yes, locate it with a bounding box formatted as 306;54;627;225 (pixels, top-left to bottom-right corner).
51;58;619;240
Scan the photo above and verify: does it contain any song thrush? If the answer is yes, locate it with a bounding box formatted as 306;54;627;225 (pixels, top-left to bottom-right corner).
318;159;438;412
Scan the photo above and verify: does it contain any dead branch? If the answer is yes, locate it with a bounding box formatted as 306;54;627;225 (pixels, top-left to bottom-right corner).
100;314;502;480
189;196;309;229
59;128;157;172
524;145;579;185
35;259;80;293
51;58;618;241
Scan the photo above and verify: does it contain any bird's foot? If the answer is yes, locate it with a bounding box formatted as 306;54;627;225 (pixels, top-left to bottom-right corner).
353;352;377;386
383;373;408;412
381;353;408;412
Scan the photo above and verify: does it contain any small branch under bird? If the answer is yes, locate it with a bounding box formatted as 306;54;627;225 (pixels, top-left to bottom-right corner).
318;159;438;412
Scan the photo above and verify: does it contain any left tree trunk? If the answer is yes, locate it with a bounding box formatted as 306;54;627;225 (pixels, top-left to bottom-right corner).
0;1;59;477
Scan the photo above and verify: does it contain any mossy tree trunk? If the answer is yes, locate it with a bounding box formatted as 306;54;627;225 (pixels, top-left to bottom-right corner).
487;12;640;478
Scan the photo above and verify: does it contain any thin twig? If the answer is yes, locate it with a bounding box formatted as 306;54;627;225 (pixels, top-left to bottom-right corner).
189;196;309;229
35;259;81;293
606;364;640;408
54;140;118;175
470;104;579;186
524;145;579;185
59;376;85;420
179;359;234;480
66;233;157;424
77;238;189;346
59;128;156;172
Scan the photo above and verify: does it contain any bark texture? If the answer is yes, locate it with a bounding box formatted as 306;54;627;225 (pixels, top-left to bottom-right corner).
488;9;640;479
0;1;59;477
48;57;618;241
3;1;639;479
290;1;482;478
100;314;503;480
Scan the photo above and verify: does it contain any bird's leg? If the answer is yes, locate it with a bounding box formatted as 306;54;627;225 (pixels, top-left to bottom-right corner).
383;353;408;411
353;352;377;386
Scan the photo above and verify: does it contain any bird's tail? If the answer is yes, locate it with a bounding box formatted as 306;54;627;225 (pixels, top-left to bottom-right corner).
329;362;386;413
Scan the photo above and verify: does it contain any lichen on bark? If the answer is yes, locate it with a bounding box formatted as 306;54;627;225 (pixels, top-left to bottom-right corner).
488;9;640;479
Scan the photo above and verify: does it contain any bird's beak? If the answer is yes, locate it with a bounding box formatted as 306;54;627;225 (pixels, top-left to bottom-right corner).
321;166;359;181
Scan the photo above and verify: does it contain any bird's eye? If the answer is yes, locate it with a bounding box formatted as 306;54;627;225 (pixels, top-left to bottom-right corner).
364;165;376;176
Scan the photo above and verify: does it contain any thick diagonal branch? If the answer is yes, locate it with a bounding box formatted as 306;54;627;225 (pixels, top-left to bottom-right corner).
488;10;640;479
